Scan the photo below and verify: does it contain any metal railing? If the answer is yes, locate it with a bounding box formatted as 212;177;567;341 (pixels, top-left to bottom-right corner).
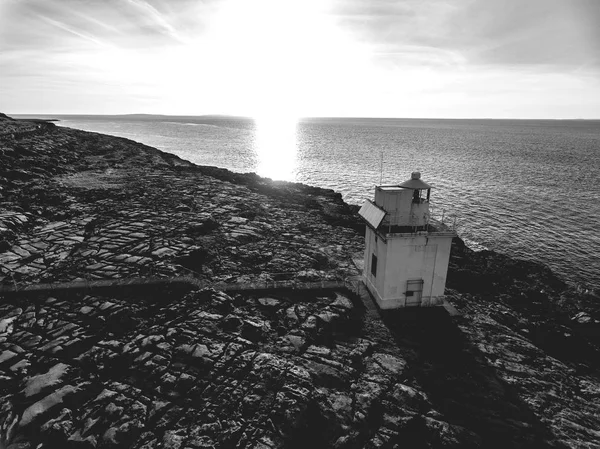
378;208;457;235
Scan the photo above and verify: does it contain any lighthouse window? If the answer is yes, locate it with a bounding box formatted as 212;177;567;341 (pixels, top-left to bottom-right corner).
371;254;378;277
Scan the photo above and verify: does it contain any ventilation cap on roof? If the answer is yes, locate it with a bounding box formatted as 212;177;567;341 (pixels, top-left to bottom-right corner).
398;172;432;189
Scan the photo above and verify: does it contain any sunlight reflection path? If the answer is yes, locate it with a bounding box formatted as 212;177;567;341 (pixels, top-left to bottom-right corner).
254;116;298;181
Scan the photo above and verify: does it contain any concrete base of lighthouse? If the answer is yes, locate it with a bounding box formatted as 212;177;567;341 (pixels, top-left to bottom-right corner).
363;273;446;309
361;229;455;309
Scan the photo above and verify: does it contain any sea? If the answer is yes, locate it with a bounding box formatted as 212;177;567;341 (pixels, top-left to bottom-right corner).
22;115;600;290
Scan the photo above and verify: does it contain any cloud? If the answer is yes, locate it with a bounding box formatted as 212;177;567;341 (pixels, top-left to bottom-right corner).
333;0;600;72
124;0;188;43
1;0;599;117
450;0;600;70
39;15;110;48
0;0;210;53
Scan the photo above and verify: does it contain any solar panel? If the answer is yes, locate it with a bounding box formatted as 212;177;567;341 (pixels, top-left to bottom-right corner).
358;200;386;229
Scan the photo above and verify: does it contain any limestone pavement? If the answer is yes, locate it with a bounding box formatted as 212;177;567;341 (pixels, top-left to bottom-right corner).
1;116;600;448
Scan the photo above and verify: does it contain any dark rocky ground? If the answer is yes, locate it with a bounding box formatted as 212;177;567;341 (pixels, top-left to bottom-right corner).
1;114;599;448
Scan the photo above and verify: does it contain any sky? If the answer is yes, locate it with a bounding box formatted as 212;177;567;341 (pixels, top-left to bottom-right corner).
1;0;599;119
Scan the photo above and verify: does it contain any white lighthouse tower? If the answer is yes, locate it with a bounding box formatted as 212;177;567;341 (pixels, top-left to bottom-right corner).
358;172;456;309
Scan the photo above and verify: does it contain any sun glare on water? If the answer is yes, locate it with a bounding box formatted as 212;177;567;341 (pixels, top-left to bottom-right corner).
253;114;298;181
204;0;312;181
198;0;367;181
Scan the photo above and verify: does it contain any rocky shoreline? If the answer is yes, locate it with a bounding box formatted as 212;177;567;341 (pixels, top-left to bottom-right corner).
1;114;599;448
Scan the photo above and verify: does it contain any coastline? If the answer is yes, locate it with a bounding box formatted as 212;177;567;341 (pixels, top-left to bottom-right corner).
21;114;599;291
1;114;599;447
0;115;571;290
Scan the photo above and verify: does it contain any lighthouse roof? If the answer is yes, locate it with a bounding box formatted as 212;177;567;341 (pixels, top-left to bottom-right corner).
398;171;432;190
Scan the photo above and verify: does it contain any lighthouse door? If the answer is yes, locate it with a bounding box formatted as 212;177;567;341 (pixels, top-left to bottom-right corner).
406;279;424;307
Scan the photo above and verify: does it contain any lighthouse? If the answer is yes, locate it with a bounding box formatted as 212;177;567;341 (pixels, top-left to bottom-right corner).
358;172;456;309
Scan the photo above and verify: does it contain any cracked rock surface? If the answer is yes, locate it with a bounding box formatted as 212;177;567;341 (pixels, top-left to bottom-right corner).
1;114;600;448
0;116;362;287
0;287;475;448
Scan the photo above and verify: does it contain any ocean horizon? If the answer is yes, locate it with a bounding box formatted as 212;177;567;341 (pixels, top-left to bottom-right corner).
13;114;600;290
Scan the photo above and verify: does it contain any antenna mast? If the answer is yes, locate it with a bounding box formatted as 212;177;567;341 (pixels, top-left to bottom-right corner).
379;151;383;184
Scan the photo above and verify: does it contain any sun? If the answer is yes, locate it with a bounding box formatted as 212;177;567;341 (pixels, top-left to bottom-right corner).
201;0;322;179
199;0;374;116
192;0;371;179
